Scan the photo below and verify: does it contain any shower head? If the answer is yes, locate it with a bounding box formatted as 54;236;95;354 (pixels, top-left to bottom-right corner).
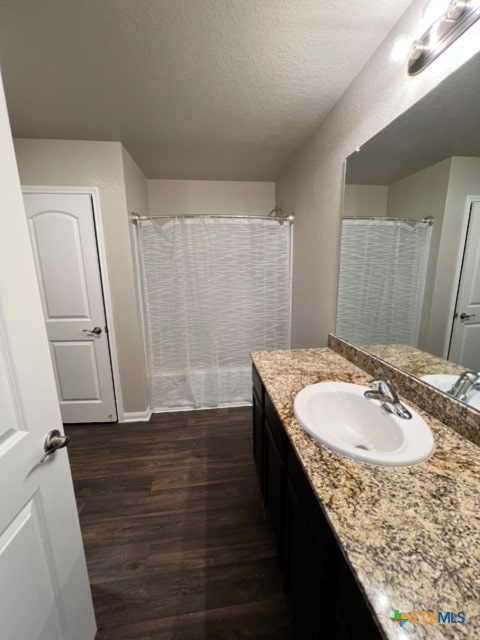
268;207;284;217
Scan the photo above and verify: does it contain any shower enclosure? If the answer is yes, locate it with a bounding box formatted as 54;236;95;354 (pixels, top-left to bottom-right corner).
135;213;292;411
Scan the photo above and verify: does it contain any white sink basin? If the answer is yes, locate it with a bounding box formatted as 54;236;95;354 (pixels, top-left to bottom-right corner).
421;374;480;410
293;381;434;467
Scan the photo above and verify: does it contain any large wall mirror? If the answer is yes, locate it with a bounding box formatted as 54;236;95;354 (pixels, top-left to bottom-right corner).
337;50;480;411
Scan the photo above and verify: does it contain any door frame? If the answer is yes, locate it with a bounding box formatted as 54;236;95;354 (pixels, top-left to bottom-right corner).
444;194;480;359
21;185;124;422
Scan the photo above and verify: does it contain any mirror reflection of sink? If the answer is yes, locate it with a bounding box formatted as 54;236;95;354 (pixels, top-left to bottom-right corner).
420;374;480;409
420;374;458;393
293;381;434;467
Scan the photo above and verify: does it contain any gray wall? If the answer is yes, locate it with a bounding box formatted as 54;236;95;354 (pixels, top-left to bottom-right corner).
147;180;275;216
121;146;150;413
276;0;480;348
343;184;388;218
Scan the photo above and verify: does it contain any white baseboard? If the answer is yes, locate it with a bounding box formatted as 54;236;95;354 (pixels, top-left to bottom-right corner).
122;407;152;423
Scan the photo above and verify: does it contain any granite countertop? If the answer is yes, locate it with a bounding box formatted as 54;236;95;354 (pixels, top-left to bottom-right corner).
251;347;480;640
364;344;466;379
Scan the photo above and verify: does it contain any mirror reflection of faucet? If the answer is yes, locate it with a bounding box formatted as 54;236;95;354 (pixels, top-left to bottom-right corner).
447;371;480;402
420;372;480;409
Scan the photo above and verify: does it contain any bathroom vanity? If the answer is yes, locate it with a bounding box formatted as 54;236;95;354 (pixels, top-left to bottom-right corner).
253;364;382;639
252;347;480;640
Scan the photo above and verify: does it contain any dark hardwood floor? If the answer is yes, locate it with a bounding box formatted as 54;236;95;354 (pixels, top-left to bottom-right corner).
65;407;292;640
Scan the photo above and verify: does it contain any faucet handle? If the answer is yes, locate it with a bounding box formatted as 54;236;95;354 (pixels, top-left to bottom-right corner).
367;378;389;389
367;378;398;402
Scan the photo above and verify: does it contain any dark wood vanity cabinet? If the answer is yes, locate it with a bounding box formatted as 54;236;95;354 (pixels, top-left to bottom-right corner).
252;386;264;489
263;394;287;560
252;365;383;640
252;364;287;560
284;479;333;638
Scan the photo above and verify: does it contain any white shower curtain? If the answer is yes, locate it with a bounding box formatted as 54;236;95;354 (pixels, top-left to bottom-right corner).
138;216;291;411
336;219;432;346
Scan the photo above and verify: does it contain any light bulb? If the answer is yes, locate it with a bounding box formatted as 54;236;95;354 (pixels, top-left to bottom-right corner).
446;0;469;19
421;0;451;30
390;35;415;63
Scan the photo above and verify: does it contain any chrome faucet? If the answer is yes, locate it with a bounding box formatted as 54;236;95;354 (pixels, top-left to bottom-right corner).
448;371;480;402
364;378;412;419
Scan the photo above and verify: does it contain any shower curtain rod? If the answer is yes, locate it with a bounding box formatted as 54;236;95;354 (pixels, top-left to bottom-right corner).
130;212;295;225
342;215;434;226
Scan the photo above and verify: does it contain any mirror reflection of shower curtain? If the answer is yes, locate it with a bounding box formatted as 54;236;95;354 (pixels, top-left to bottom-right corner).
138;217;291;411
336;219;432;347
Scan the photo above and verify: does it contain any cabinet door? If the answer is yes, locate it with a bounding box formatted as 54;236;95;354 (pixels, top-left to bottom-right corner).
334;608;352;640
264;419;285;559
336;554;383;640
284;481;331;640
252;387;264;494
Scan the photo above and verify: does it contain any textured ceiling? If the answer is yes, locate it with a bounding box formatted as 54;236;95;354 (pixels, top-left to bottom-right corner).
0;0;412;180
346;51;480;185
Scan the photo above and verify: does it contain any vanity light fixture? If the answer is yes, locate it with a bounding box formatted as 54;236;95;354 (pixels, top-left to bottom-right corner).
408;0;480;74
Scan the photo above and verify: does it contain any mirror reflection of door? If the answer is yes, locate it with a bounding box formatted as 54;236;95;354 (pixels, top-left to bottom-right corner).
449;200;480;370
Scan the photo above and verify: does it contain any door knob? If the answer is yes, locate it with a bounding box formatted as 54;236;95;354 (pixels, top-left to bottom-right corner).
83;326;102;335
41;429;69;463
460;313;476;320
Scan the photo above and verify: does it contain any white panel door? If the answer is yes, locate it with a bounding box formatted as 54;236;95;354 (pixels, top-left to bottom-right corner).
0;73;96;639
24;192;117;423
449;201;480;370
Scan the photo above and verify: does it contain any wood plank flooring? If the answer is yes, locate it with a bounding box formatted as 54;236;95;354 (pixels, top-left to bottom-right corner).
65;407;292;640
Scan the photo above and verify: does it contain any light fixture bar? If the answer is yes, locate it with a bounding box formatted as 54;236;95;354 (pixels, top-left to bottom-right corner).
408;0;480;75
